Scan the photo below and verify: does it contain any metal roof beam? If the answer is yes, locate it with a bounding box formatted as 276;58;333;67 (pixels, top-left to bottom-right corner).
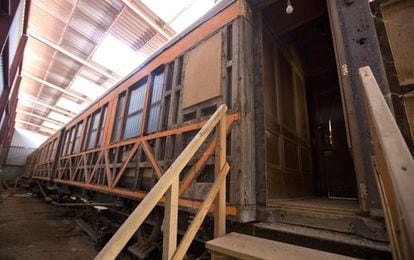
16;108;66;126
22;72;92;103
19;94;77;117
120;0;175;39
15;119;58;134
27;32;120;81
14;126;52;136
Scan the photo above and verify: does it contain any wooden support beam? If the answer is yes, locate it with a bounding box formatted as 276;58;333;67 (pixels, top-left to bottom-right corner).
163;175;178;260
142;140;163;179
173;163;230;260
21;72;91;102
16;108;65;126
95;105;228;260
214;116;226;238
27;32;119;81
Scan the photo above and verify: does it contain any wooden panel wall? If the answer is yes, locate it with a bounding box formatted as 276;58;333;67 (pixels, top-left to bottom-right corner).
262;27;312;201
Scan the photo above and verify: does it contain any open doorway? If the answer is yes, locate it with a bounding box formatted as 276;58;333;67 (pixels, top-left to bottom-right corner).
261;0;358;212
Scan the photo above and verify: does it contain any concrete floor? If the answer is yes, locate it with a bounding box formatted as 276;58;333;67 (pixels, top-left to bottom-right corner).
0;189;97;260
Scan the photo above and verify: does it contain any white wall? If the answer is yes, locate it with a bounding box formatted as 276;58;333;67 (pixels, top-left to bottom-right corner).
5;127;49;166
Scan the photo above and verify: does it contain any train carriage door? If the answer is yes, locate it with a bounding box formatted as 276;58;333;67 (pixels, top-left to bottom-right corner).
261;0;358;207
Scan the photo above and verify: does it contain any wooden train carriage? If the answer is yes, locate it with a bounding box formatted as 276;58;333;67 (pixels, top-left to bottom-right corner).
27;0;403;247
29;0;254;221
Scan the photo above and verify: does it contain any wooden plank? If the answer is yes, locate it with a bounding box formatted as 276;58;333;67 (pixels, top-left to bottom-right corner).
173;163;230;260
214;116;226;237
104;150;113;187
206;232;356;260
359;66;414;260
179;138;216;195
162;176;179;260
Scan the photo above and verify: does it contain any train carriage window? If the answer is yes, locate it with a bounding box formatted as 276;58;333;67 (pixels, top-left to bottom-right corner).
86;110;101;150
62;130;70;156
97;105;108;147
146;69;164;134
82;116;91;151
111;93;126;143
123;79;147;140
49;139;57;160
73;122;83;153
66;126;76;155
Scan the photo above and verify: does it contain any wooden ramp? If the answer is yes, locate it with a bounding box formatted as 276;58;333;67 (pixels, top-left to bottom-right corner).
206;232;358;260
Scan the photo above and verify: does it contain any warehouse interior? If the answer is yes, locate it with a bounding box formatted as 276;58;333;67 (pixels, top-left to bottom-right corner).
1;0;414;259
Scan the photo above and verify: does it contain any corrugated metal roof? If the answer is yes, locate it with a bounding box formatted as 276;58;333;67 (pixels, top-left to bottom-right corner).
16;0;219;137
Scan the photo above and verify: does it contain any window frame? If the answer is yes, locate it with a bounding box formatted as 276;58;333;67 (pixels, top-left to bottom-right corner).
121;78;148;140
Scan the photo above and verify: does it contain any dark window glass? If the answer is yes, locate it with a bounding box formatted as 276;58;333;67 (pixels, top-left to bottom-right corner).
62;130;70;156
82;116;91;151
97;106;107;147
111;94;125;143
73;122;83;153
66;127;76;155
50;140;57;160
146;69;164;133
123;80;147;140
87;110;101;150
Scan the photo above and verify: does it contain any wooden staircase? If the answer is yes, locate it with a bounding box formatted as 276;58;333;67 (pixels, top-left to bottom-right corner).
206;232;356;260
93;67;413;259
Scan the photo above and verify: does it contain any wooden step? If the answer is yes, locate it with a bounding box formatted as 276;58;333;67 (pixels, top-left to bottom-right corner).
206;232;357;260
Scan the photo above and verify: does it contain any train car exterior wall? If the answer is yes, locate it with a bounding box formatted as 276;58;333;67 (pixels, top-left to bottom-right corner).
27;0;256;222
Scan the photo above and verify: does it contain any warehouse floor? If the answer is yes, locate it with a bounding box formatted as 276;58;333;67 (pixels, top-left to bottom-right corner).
0;189;97;260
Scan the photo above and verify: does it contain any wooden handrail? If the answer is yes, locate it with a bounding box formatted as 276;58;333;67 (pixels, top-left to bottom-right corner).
359;67;414;260
95;104;228;260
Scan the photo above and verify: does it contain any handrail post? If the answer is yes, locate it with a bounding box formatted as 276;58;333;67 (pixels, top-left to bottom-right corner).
163;176;179;260
214;115;227;238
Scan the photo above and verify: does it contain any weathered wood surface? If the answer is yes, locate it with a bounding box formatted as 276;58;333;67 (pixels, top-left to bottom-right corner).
206;232;356;260
95;105;228;260
359;66;414;260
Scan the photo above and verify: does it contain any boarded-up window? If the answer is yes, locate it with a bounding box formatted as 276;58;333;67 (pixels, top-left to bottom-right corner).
123;80;147;140
111;93;125;143
146;69;164;133
182;33;222;108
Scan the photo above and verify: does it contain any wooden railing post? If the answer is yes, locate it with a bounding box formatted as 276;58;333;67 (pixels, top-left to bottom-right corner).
163;176;179;260
359;67;414;260
214;115;226;238
95;105;228;260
